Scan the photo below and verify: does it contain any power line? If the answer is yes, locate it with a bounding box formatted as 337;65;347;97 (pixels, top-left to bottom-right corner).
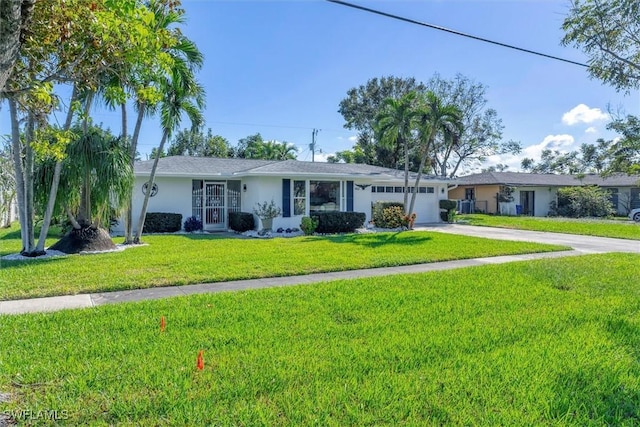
326;0;589;68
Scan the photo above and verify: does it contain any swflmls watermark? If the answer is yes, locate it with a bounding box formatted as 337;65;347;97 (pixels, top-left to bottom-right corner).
2;409;69;421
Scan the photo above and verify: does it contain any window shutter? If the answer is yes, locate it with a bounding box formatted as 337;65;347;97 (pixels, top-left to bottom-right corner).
282;179;291;217
347;180;354;212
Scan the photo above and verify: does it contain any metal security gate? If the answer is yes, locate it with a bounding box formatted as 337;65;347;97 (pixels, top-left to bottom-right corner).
204;182;226;230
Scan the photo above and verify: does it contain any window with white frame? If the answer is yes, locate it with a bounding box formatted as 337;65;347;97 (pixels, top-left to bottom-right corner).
310;181;340;212
293;180;306;215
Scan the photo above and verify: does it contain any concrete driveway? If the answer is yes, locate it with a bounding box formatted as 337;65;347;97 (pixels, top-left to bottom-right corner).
422;223;640;254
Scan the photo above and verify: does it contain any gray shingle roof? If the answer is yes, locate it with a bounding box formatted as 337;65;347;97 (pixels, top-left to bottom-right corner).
457;171;639;187
134;156;451;181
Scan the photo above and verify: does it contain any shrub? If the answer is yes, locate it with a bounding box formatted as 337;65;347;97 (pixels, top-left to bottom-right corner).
381;206;405;229
553;186;614;218
253;200;281;220
229;212;255;232
372;201;404;228
313;211;366;234
300;216;319;235
143;213;182;233
439;199;457;223
183;216;203;232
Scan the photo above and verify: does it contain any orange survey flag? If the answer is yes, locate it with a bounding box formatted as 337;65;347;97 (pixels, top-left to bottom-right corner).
160;316;166;332
197;350;204;370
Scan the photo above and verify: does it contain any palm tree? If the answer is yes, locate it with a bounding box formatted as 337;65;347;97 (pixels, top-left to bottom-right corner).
409;91;462;217
33;124;133;253
375;91;418;211
134;52;205;244
276;141;298;160
123;0;203;244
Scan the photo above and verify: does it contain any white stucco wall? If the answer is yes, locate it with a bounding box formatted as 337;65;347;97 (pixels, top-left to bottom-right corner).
513;186;556;217
115;175;451;234
114;176;193;234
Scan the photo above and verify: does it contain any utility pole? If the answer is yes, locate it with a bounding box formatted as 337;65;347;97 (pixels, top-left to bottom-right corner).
310;128;320;162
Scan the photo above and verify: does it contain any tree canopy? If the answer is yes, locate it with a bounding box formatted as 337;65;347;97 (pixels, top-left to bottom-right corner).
233;133;298;160
337;74;514;176
167;128;232;157
562;0;640;93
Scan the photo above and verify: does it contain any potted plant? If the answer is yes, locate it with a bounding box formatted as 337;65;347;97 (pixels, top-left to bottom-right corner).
253;199;281;231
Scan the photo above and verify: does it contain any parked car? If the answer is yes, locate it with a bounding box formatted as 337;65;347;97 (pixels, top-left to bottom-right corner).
630;208;640;222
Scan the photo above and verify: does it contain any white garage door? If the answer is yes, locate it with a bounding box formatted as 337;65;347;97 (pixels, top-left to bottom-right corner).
370;185;441;223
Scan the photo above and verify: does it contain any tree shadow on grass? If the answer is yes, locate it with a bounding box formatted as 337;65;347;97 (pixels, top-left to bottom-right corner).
549;366;640;424
0;254;69;271
548;318;640;424
322;232;433;248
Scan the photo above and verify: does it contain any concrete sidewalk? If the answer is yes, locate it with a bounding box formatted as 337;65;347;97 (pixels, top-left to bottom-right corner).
1;250;580;315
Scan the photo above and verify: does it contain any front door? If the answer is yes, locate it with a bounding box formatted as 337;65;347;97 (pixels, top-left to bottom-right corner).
520;191;535;216
204;182;226;230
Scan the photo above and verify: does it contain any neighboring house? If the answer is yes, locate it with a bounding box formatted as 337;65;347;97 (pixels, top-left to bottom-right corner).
449;171;640;216
115;156;454;233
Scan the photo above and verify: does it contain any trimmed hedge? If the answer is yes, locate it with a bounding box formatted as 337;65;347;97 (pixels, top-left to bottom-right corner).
439;199;457;211
313;211;366;234
144;213;182;233
372;201;405;228
439;199;457;222
229;212;255;232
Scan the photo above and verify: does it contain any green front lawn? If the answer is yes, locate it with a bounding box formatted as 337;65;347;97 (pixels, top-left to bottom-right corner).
0;224;566;300
1;253;639;425
459;214;640;240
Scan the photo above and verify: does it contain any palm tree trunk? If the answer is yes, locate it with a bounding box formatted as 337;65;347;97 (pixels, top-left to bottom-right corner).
24;114;36;251
408;156;428;220
402;138;409;214
8;98;31;253
124;103;145;244
77;93;95;226
35;85;78;252
134;128;167;244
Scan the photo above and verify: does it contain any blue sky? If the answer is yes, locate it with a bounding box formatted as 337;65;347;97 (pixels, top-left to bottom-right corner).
7;0;640;174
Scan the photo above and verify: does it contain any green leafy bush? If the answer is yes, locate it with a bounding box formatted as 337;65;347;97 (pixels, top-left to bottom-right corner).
381;206;405;228
300;216;319;235
229;212;255;232
372;202;404;228
183;216;203;232
551;186;614;218
439;199;457;222
143;213;182;233
253;200;281;220
313;212;366;233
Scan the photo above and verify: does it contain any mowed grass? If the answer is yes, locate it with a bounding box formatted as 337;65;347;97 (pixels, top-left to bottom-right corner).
459;213;640;240
1;254;639;426
0;224;566;300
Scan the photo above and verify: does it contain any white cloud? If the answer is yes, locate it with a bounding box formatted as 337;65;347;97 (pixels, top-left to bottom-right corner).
470;134;577;175
348;135;358;142
562;104;609;126
585;126;597;134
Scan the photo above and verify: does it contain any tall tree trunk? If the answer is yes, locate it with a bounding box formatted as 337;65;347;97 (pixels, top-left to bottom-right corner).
408;140;433;220
0;0;27;93
8;98;31;252
24;113;35;251
124;103;145;244
402;137;409;214
134;128;167;244
35;85;78;252
121;102;127;143
77;92;94;226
